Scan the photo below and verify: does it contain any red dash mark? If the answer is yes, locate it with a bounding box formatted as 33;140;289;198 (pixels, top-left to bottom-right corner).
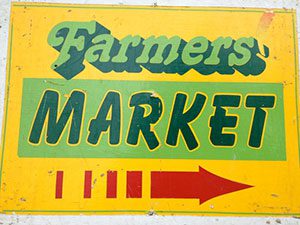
126;171;142;198
55;171;63;199
106;171;117;198
84;171;92;198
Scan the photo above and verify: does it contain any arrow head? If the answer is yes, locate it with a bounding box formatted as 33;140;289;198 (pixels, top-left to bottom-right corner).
197;166;253;204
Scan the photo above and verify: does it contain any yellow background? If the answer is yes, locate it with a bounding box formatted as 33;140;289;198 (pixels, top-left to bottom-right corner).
0;3;299;215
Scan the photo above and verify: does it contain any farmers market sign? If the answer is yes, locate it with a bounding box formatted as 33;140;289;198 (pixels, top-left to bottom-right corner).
0;3;299;216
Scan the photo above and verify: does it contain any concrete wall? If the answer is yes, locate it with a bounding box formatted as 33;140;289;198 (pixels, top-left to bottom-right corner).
0;0;299;224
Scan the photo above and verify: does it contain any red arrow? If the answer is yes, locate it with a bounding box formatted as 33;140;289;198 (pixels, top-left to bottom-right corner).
151;166;253;204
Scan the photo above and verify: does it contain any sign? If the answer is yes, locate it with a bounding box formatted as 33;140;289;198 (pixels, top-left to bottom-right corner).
0;3;299;216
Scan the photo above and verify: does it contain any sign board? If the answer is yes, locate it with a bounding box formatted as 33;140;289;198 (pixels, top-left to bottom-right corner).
0;3;299;216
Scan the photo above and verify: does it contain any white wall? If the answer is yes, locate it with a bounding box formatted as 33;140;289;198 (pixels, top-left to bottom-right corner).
0;0;299;224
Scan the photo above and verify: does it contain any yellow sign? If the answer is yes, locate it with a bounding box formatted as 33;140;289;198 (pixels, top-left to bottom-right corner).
0;3;299;216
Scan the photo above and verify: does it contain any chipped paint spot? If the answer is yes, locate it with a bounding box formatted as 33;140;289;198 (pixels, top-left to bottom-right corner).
257;10;275;35
150;91;159;98
147;209;156;216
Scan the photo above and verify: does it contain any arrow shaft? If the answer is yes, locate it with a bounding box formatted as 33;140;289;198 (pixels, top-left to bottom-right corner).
151;171;201;199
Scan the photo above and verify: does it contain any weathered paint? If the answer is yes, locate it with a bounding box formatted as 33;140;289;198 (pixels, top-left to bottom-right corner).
0;1;298;220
